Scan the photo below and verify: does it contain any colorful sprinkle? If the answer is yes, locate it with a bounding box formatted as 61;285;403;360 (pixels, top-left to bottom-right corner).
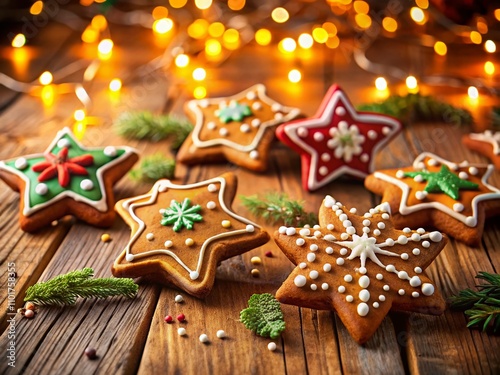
100;233;111;242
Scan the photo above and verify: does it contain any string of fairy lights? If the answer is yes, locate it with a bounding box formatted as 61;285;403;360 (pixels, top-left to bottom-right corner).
2;0;500;134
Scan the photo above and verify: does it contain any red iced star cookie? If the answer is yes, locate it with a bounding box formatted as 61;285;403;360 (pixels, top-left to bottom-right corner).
462;130;500;170
276;85;401;191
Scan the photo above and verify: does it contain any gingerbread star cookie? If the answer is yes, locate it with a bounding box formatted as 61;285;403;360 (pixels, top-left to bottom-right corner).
365;152;500;246
274;196;447;344
276;85;401;191
177;84;302;172
462;130;500;170
112;173;270;298
0;127;138;232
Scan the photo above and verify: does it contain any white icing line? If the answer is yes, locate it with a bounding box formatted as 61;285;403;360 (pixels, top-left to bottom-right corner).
0;127;138;216
189;84;301;152
469;131;500;155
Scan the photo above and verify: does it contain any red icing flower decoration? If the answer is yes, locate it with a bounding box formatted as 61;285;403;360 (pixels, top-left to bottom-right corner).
32;147;94;187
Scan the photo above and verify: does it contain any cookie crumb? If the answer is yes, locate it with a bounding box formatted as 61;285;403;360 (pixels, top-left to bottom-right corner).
101;233;111;243
267;342;277;351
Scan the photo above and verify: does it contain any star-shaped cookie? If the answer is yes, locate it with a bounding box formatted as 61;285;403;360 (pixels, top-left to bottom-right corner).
0;127;138;232
365;152;500;246
274;196;447;344
177;84;302;172
462;130;500;170
276;85;402;191
112;173;270;298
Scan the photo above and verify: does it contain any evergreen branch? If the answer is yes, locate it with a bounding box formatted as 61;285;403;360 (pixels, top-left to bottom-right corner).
129;154;176;182
240;192;317;227
24;268;138;306
357;93;473;126
114;111;193;150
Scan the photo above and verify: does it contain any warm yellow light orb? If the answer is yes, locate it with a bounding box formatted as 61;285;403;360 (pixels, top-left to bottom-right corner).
382;17;397;32
39;71;53;86
153;18;173;34
434;41;447;56
91;15;107;31
279;38;296;53
228;0;245;11
11;34;26;48
406;75;418;90
415;0;429;9
495;9;500;21
288;69;301;83
312;27;328;44
223;29;239;44
169;0;187;8
205;39;222;56
484;61;495;75
470;31;482;44
74;109;86;122
255;29;272;46
375;77;387;91
188;19;209;39
193;86;207;99
322;22;337;36
98;39;113;54
152;6;169;20
208;22;225;38
30;1;43;15
485;40;496;53
353;1;369;14
82;27;99;43
468;86;478;99
355;14;372;29
192;68;206;81
175;54;190;67
326;35;340;49
195;0;212;10
271;7;289;23
298;33;314;49
410;7;426;24
109;79;122;92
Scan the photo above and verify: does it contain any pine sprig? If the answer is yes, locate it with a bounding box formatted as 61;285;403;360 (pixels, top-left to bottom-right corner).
129;154;176;182
114;111;193;150
240;192;317;227
357;93;473;126
240;293;286;339
24;268;138;306
450;271;500;333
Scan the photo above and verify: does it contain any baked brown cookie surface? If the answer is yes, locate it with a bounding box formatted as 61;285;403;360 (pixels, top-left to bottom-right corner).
365;152;500;246
0;127;138;232
462;130;500;170
177;84;301;172
113;172;270;298
274;196;447;344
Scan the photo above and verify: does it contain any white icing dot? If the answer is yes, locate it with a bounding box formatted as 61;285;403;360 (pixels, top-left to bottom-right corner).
207;121;217;130
396;170;405;179
338;286;346;293
358;267;367;274
103;146;117;157
339;248;348;256
346;227;356;235
310;284;317;291
358;275;370;288
401;253;409;260
159;208;166;215
250;119;261;128
325;247;334;254
364;213;372;218
307;253;316;262
164;240;173;248
417;228;426;234
185;238;194;246
323;263;332;272
357;303;369;316
346;295;354;303
402;227;411;233
465;216;477;227
410;276;422;287
327;224;334;231
411;233;421;241
271;103;282;112
398;289;405;295
427;158;438;166
373;229;381;236
412;292;420;298
252;102;262;110
278;226;287;234
14;157;28;170
397;235;408;245
246;225;255;232
416;162;426;169
216;330;226;338
350;207;357;214
376;273;383;280
367;130;377;140
373;302;380;308
414;175;424;183
318;166;329;176
299;262;307;269
199;334;209;343
430;231;443;242
453;203;464;212
286;228;296;236
178;327;187;336
383;285;390;291
398;271;409;280
469;166;478;175
321;153;331;162
296;238;305;246
294;275;307;287
206;201;216;210
80;179;94;191
382;127;390;135
240;124;250;133
314;230;322;238
249;150;259;160
459;171;468;180
362;227;370;234
146;233;154;241
199;100;209;108
363;219;371;227
313;132;324;142
339;213;348;221
381;213;390;220
386;264;396;273
208;184;218;192
340;233;349;240
310;244;318;251
309;270;319;280
377;222;385;230
35;183;48;195
219;128;229;137
422;241;430;248
274;113;283;120
336;106;346;116
422;283;435;296
415;191;428;200
246;91;256;100
414;267;422;273
125;253;135;262
344;274;353;282
386;238;395;246
336;258;345;266
322;283;329;290
379;295;386;301
359;290;370;302
324;234;336;241
299;228;311;236
412;248;420;255
297;127;308;137
175;295;184;303
268;342;277;351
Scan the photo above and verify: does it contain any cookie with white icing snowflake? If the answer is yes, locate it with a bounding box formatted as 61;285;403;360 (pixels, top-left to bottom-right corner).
462;130;500;170
177;84;302;172
275;85;401;191
112;172;270;298
0;127;138;232
365;152;500;246
274;196;447;344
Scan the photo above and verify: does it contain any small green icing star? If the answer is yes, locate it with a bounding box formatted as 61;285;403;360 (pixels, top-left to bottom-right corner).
161;198;203;232
404;165;479;200
216;101;252;123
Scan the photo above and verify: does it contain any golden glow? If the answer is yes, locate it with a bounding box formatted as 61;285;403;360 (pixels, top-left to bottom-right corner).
434;41;447;56
82;27;99;43
175;54;190;67
298;33;313;49
255;29;272;46
468;86;478;99
208;22;225;38
477;18;488;34
195;0;212;10
470;31;481;44
485;40;496;53
355;14;372;29
39;71;53;86
30;1;43;15
188;19;209;39
193;86;207;99
205;39;222;56
11;33;26;48
109;78;122;92
152;6;169;20
223;29;240;50
326;35;339;49
415;0;429;9
312;27;328;44
91;15;107;31
271;7;289;23
98;39;113;54
41;85;54;107
228;0;245;11
169;0;187;8
192;68;206;81
322;22;337;36
153;18;174;34
382;17;397;32
495;9;500;21
484;61;495;75
74;109;86;122
406;75;418;90
353;1;369;14
410;7;426;24
375;77;387;91
279;38;296;53
288;69;302;83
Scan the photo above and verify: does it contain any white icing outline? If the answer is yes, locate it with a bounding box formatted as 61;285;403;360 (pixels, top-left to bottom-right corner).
469;131;500;155
281;87;401;190
121;176;261;280
373;152;500;227
0;127;138;216
188;84;301;152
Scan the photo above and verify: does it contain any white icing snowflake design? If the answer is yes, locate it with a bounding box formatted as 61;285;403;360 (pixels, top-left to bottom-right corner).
327;122;365;162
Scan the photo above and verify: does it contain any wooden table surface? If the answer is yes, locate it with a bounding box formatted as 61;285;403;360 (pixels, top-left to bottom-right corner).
1;8;500;375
